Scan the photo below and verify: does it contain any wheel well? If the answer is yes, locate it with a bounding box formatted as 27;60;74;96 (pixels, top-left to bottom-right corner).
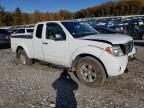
16;46;24;56
72;54;108;78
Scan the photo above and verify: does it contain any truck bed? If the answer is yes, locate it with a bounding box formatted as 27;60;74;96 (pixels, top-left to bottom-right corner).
11;35;34;58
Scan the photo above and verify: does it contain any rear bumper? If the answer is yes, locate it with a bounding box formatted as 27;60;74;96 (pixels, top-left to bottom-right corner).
99;52;128;77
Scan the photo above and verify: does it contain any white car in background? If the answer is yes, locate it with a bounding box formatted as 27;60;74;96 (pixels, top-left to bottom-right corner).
12;28;34;36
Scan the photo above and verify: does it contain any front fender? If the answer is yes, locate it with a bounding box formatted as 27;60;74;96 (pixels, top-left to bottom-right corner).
70;46;105;66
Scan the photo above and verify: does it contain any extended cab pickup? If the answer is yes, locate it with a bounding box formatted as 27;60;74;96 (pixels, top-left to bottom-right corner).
11;21;136;87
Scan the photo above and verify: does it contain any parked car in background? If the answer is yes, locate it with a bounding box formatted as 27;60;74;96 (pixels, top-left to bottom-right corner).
120;22;144;40
139;25;144;40
0;29;11;46
8;28;18;34
93;27;119;34
12;28;34;36
87;21;119;34
80;16;144;40
111;25;126;34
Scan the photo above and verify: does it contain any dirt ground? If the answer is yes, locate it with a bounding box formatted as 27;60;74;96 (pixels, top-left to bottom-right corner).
0;47;144;108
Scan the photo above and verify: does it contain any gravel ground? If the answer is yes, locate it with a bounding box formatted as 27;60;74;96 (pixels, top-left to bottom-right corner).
0;48;144;108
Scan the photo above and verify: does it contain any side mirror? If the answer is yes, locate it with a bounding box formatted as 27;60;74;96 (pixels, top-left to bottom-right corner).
54;34;65;41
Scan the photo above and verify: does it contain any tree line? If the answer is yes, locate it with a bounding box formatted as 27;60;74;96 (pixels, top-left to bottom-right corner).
75;0;144;18
0;6;73;26
0;0;144;27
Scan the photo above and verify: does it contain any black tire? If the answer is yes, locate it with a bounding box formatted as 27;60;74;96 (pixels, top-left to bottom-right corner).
17;49;33;65
75;56;106;87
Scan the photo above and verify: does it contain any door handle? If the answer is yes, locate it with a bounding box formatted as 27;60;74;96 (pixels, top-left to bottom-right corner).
43;42;48;45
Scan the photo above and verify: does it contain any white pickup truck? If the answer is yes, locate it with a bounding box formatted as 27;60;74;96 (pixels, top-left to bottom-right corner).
11;21;136;87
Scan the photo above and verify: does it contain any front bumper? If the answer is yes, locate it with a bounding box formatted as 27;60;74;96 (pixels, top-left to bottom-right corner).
99;52;128;77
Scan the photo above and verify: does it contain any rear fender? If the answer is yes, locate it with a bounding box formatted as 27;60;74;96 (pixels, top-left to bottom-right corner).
16;44;33;58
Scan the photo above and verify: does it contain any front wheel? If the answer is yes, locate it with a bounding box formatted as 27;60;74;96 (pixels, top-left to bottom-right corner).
17;49;33;65
75;56;106;87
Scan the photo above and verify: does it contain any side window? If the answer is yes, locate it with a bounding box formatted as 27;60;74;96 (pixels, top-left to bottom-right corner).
46;23;66;40
16;29;25;34
36;24;43;39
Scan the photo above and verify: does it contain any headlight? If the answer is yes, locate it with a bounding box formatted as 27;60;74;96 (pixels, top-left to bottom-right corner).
105;46;124;56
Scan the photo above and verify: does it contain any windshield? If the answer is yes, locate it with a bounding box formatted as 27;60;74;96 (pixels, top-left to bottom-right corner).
62;22;98;38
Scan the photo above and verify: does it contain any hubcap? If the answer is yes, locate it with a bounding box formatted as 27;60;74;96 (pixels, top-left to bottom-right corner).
20;54;26;64
80;64;97;82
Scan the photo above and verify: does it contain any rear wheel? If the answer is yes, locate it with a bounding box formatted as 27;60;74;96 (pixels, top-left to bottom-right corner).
75;56;106;87
17;49;33;65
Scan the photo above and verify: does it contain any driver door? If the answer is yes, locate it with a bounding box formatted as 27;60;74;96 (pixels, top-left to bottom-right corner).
43;23;69;66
